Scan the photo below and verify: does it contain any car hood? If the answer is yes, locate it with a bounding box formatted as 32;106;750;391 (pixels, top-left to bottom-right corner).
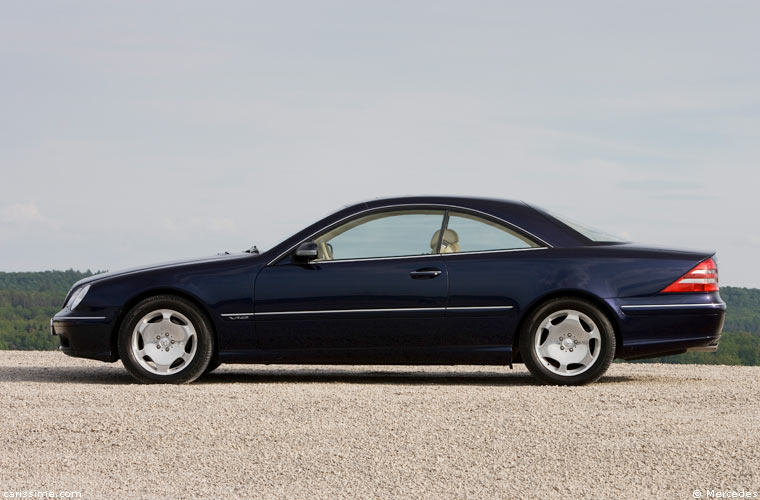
71;252;257;289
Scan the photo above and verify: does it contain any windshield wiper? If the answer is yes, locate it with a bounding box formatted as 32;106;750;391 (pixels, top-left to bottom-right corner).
244;245;259;254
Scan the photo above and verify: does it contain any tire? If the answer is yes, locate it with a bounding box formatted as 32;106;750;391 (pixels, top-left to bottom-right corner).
519;297;615;385
203;360;222;374
118;295;214;384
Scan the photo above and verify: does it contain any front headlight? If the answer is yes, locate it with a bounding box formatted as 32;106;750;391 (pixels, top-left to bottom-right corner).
67;284;91;311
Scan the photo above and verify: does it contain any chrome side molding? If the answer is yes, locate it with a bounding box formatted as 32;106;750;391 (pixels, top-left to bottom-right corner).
620;303;724;310
222;304;514;318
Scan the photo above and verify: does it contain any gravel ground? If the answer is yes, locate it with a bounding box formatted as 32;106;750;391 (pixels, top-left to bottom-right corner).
1;351;759;500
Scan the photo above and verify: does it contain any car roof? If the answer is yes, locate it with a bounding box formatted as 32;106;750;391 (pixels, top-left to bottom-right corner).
263;195;590;262
360;195;529;211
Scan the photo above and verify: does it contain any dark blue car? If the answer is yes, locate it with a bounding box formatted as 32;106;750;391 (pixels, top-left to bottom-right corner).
51;196;725;385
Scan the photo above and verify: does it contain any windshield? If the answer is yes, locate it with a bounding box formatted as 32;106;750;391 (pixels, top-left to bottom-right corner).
544;210;627;243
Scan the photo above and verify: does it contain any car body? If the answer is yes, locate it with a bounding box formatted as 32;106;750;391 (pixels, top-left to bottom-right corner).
51;196;725;384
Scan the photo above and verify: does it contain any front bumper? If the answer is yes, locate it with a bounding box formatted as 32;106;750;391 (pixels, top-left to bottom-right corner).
51;313;118;362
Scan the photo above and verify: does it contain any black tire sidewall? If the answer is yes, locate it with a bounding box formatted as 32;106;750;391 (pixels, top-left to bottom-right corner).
203;360;222;374
519;298;616;385
118;295;214;384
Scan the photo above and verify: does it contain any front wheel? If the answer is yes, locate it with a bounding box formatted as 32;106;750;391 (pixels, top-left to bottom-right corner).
519;297;615;385
118;295;214;384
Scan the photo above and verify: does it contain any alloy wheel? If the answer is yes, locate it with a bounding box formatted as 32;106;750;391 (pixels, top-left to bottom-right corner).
130;308;197;375
533;309;602;377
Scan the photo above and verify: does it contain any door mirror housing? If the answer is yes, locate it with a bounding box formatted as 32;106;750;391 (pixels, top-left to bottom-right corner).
294;241;319;260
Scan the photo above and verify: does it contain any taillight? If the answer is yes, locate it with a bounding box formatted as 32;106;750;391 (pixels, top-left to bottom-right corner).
661;257;719;293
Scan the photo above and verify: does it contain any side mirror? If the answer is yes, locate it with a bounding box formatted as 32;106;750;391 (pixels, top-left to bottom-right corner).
294;241;319;260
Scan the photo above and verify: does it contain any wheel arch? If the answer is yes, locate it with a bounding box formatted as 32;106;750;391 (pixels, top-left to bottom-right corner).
110;288;219;362
511;289;622;362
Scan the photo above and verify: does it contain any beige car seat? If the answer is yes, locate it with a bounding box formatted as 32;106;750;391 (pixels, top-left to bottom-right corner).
430;229;460;253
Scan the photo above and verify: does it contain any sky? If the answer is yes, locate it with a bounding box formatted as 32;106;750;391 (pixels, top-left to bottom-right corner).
1;1;758;287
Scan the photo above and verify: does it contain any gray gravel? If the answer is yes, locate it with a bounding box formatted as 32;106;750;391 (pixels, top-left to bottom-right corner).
1;351;759;499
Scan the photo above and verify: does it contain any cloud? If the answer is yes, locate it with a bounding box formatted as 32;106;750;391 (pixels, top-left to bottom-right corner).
0;202;46;225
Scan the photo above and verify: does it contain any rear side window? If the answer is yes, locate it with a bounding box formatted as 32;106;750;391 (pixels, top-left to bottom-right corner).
442;212;539;253
543;209;626;243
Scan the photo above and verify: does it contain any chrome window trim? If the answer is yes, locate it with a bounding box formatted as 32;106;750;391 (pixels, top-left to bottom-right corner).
313;253;439;264
52;316;107;321
222;305;515;317
441;247;548;257
310;246;549;265
620;303;724;310
267;203;552;266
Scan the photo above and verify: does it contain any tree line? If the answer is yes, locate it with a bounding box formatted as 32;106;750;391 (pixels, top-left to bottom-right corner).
0;270;759;364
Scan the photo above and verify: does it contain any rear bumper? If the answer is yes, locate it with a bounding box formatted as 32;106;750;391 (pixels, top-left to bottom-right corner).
611;293;725;360
51;313;118;362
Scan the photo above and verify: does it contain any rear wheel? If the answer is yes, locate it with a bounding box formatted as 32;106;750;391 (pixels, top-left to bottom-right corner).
519;297;615;385
118;295;214;384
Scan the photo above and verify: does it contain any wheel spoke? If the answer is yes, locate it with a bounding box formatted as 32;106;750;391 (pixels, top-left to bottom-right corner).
142;334;158;349
180;325;195;342
587;326;601;342
136;319;150;335
580;350;595;367
154;363;170;374
563;313;583;331
536;342;552;359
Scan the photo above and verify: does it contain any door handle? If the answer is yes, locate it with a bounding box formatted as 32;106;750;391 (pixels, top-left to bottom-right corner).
410;268;442;279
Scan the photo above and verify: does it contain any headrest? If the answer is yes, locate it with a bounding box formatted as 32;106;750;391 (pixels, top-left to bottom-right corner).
430;229;459;249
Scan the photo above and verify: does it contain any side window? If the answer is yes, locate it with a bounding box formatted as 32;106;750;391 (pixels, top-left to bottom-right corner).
442;212;538;253
314;210;445;261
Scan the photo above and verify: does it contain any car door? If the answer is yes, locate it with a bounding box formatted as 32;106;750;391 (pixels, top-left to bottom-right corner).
439;210;544;351
253;208;449;360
